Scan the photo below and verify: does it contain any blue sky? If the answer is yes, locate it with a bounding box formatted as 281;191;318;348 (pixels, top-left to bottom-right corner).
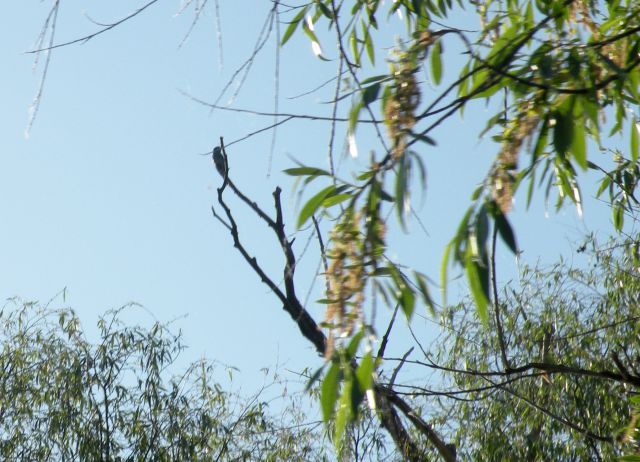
0;1;616;390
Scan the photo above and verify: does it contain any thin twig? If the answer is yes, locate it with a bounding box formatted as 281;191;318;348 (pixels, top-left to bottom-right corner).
491;218;510;370
180;90;381;123
376;304;400;361
26;0;162;53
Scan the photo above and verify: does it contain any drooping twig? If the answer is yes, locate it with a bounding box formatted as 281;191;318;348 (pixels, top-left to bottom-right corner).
27;0;163;54
180;91;382;123
26;0;60;138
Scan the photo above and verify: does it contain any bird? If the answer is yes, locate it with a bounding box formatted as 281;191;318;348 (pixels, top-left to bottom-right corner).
212;146;226;177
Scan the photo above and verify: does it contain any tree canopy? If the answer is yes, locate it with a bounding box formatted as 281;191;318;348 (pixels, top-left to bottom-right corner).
22;0;640;460
0;299;327;461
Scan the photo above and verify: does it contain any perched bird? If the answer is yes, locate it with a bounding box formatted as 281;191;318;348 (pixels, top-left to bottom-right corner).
212;146;226;177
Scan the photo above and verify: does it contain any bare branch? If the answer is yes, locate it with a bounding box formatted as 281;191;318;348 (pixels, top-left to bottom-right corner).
381;385;457;462
27;0;163;54
180;90;382;123
491;222;510;370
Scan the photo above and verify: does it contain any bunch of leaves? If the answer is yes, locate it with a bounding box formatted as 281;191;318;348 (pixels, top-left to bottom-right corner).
430;234;640;460
282;0;640;315
279;0;640;451
0;299;324;461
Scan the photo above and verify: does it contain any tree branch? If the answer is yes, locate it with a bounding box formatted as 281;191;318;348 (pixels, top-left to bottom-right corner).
27;0;163;53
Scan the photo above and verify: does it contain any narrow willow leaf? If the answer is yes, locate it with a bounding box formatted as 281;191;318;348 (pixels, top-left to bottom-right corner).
361;74;390;85
322;193;352;208
526;168;536;209
475;205;489;262
613;202;624;231
532;115;549;163
465;246;489;326
571;115;587;169
355;353;374;392
334;377;353;449
411;132;437;146
400;285;415;320
349;100;363;134
596;175;611;198
281;7;308;45
440;243;452;307
362;21;375;65
395;155;409;230
302;16;325;59
283;166;330;177
350;29;361;67
321;362;341;421
316;1;333;19
346;330;364;358
297;185;336;228
430;40;443;85
304;364;327;392
552;110;573;157
494;210;518;254
362;83;381;105
414;271;436;316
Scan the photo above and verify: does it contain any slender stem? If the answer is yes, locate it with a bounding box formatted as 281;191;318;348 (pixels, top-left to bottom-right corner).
492;213;510;371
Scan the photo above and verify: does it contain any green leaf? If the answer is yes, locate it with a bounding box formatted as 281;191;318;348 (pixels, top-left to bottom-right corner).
440;243;452;306
475;205;489;262
400;285;415;320
316;1;333;19
350;29;361;67
613;202;624;231
526;168;536;209
361;74;390;85
414;271;436;316
349;100;363;134
346;330;364;359
387;263;414;320
430;40;443;85
552;109;573;157
357;352;374;389
334;376;352;449
362;21;375;65
372;267;393;277
465;246;489;326
297;185;337;228
322;193;352;208
281;7;308;45
595;175;611;199
362;83;381;105
350;372;365;418
302;16;324;58
283;166;330;177
532;114;549;163
304;364;327;392
352;354;374;417
571;115;587;169
494;210;518;255
321;361;341;421
411;132;437;146
395;155;409;230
